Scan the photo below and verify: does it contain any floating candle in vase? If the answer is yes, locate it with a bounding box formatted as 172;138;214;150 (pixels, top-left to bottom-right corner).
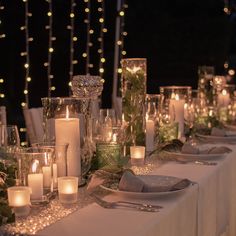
169;93;185;138
7;186;31;217
130;146;145;166
58;177;78;204
55;106;81;179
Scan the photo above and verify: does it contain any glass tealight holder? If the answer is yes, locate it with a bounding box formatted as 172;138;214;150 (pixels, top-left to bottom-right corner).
58;176;78;204
159;86;192;139
32;142;69;190
15;147;53;204
130;146;145;166
7;186;31;217
96;126;122;168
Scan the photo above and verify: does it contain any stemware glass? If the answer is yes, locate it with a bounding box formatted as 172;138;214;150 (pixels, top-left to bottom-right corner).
0;125;20;163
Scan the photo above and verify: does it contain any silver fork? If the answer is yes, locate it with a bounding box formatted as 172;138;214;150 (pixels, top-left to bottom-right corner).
176;159;217;166
91;194;161;212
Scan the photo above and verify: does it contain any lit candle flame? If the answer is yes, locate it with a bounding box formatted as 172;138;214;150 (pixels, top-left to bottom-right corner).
222;89;227;96
32;160;39;173
171;93;180;100
126;66;141;74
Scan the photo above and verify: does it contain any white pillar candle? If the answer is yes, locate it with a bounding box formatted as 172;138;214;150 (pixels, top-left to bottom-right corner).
58;176;78;204
53;163;58;188
218;89;230;107
42;166;51;189
169;94;185;138
28;173;43;200
130;146;145;166
55;118;80;178
146;119;155;152
7;186;31;217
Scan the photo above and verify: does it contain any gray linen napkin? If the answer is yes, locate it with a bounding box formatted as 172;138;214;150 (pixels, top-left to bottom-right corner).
211;127;226;136
118;171;191;193
181;143;199;154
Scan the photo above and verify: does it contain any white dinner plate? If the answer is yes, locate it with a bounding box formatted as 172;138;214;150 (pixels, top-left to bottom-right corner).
100;175;192;199
163;150;225;161
196;133;236;143
224;124;236;131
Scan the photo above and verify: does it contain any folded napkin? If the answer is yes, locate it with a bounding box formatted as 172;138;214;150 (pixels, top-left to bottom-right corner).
181;143;199;154
118;171;191;193
206;146;232;154
87;166;124;193
180;142;231;155
211;127;226;137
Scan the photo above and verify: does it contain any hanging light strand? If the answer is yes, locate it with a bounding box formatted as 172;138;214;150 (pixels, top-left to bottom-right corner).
112;0;127;108
97;0;105;76
46;0;54;96
84;0;92;74
0;2;5;40
22;0;31;108
69;0;76;85
0;1;5;99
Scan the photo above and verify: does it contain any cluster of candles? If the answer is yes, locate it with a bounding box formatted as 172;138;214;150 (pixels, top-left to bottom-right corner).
7;176;79;217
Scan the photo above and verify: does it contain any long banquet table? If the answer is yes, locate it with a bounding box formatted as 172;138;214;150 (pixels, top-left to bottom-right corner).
36;144;236;236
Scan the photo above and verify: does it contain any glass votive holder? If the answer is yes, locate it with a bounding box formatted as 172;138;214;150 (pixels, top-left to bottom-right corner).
130;146;145;166
159;86;191;138
32;142;69;190
16;147;53;203
7;186;31;217
58;176;78;204
96;141;121;168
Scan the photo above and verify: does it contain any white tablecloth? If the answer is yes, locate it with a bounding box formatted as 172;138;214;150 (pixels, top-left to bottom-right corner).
38;144;236;236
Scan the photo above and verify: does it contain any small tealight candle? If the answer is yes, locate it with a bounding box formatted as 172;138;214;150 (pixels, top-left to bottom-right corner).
130;146;145;166
58;176;78;204
7;186;31;217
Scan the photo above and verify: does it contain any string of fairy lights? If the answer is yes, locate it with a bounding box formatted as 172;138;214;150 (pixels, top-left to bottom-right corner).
112;0;127;107
116;1;127;79
68;0;78;88
45;0;55;97
83;0;93;75
0;1;5;100
97;0;106;76
21;0;32;109
223;0;235;79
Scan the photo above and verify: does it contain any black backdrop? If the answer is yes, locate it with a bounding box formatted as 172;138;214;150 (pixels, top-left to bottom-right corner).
0;0;235;132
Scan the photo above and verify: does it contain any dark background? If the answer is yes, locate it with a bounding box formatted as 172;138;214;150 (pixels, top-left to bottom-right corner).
0;0;235;140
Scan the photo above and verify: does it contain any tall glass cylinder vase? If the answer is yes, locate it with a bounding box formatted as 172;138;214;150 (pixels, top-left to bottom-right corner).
41;97;95;185
159;86;192;139
121;58;146;154
145;94;160;152
197;65;215;105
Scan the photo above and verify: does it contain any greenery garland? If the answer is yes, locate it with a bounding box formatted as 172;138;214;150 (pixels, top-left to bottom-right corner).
0;162;16;226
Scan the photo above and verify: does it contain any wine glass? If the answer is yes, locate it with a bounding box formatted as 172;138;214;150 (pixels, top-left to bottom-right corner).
0;125;20;162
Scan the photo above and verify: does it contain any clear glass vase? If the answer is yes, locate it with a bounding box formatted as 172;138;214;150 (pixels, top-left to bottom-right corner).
145;94;160;152
159;86;192;139
121;58;147;153
197;65;215;105
41;97;95;184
